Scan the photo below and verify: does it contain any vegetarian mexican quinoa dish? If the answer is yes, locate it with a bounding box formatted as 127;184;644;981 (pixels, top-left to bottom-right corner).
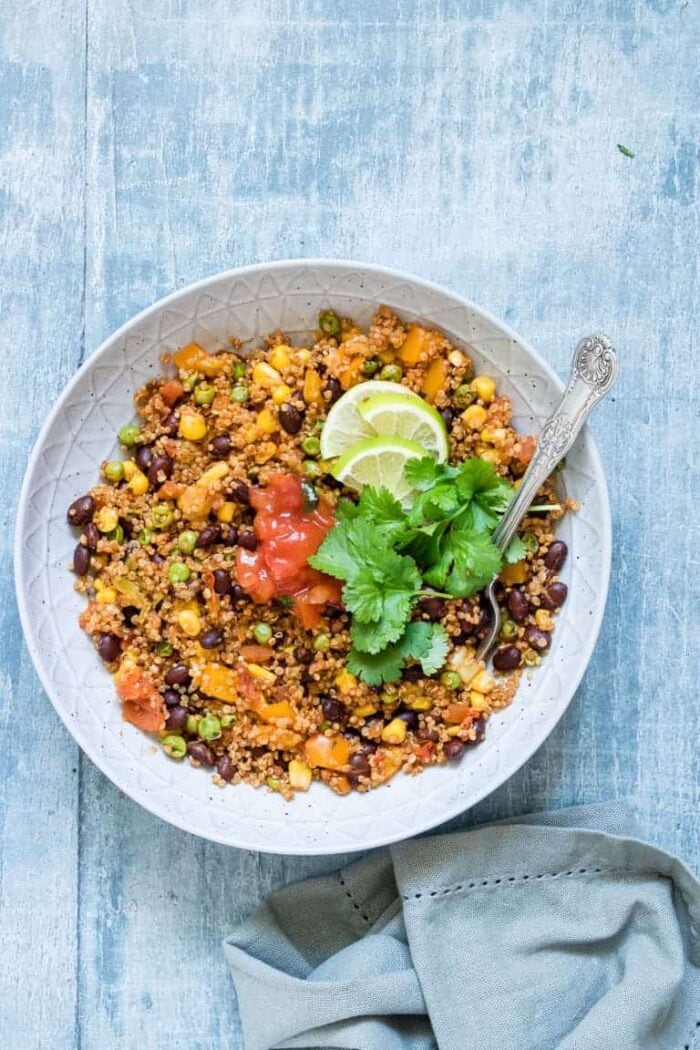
66;307;573;799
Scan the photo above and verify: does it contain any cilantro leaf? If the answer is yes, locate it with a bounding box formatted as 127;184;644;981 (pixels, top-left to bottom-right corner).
441;530;502;597
350;598;411;653
347;644;407;687
357;486;408;542
308;522;358;580
334;498;360;523
504;534;526;564
342;574;384;623
348;621;450;684
404;456;447;491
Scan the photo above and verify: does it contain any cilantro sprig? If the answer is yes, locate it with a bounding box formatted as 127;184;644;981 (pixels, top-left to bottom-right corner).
309;458;522;684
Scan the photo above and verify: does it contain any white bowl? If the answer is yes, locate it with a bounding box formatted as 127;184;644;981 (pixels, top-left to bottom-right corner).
15;260;611;855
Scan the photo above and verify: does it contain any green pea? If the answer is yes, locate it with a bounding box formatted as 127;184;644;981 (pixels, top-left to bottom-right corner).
185;714;200;736
198;715;222;740
318;310;341;336
454;384;475;407
151;503;174;529
137;528;154;545
362;357;380;376
168;561;191;584
162;734;186;759
230;385;249;403
182;373;199;391
440;671;462;691
319;720;331;732
106;525;124;543
266;776;282;791
155;641;173;657
302;459;321;478
500;620;518;640
313;632;331;653
104;460;124;483
118;424;141;447
379;363;403;382
232;361;247;380
194;383;216;405
522;532;539;555
301;435;321;457
253;622;273;645
177;530;199;554
220;714;236;727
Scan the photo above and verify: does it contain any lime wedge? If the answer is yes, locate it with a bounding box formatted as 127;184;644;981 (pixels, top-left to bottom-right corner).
331;436;426;504
319;380;421;460
357;391;448;463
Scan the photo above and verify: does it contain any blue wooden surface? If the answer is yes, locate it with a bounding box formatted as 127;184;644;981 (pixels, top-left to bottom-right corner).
2;1;698;1046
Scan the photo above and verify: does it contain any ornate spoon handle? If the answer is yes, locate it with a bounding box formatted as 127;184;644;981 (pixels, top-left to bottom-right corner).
492;334;618;555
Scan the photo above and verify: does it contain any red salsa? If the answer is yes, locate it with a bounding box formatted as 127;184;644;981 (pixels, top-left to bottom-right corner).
235;474;342;628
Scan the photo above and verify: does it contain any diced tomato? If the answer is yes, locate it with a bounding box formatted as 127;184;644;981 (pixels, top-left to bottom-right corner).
236;474;343;625
116;669;166;733
515;435;537;464
160;379;184;406
240;644;275;663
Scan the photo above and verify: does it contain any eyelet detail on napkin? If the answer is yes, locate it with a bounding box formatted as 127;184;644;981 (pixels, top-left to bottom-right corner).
403;867;616;900
337;874;371;924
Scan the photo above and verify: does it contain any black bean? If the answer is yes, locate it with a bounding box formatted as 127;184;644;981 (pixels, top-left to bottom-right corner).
544;540;568;572
321;697;345;722
97;633;121;663
324;377;342;403
165;706;188;732
211;435;231;458
273;630;285;644
162;689;181;708
230;584;246;600
524;626;551;651
217;755;235;782
67;495;95;527
219;524;238;547
322;602;344;620
540;581;568;610
73;544;91;576
419;596;446;621
444;739;466;761
349;752;371;776
506;589;529;623
439;407;455;428
293;645;313;664
493;645;522;671
396;709;418;729
278;403;303;435
148;454;173;485
200;628;224;649
229;479;250;504
83;522;100;551
196;524;220;548
163;411;179;437
134;444;153;474
300;669;314;686
238;529;258;551
470;717;486;742
456;599;488;634
418;728;439;742
122;605;139;627
402;665;423;683
164;663;191;687
187;741;215;766
213;569;232;596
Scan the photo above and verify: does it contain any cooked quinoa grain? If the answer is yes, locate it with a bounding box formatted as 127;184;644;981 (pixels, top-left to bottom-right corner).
67;307;571;798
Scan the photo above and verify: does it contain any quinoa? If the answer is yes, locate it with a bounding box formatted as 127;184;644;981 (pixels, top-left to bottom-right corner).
66;306;571;799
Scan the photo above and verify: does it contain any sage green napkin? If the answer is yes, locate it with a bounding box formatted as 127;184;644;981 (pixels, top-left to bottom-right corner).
225;804;700;1049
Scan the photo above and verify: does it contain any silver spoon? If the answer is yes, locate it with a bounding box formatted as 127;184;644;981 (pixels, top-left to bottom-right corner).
476;334;618;663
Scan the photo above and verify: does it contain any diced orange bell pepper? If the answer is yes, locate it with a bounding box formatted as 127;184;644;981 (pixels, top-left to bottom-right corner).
304;734;351;771
398;325;429;365
199;663;238;703
250;698;296;725
303;369;324;405
422;357;447;402
173;342;228;377
500;560;529;586
240;644;275;664
443;702;475;725
178;484;212;521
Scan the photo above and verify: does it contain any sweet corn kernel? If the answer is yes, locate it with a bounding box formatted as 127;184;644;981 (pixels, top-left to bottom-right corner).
469;690;489;711
354;703;378;718
271;384;292;404
246;662;276;684
177;609;201;637
480;427;507;445
216;502;235;523
446;725;464;737
269;345;291;370
462;405;488;429
303;369;324;405
335;670;357;694
95;586;117;604
471;670;495;694
472;375;496;403
256;408;278;434
179;411;207;442
95;506;119;533
128;470;149;495
197;461;229;486
535;609;554;631
122;460;137;481
288;759;312;791
252;362;282;389
381;718;407;744
407;696;432;712
295;348;311;365
448;349;465;367
479;448;501;465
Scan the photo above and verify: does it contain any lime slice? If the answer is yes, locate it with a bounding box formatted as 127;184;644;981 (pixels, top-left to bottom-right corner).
332;436;425;504
320;380;421;460
357;391;448;463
